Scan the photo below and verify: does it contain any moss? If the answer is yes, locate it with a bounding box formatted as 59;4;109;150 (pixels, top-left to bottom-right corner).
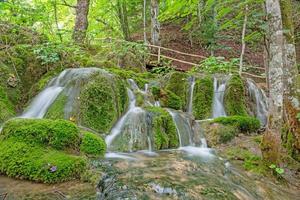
0;86;15;123
145;107;179;149
135;91;145;107
193;76;213;119
160;89;182;110
151;86;161;100
80;132;106;157
45;93;67;120
0;139;86;183
1;118;80;151
225;147;267;174
164;72;189;110
212;116;260;133
224;75;247;116
79;73;128;133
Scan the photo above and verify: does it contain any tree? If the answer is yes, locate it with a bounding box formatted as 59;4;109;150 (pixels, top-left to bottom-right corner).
261;0;285;163
116;0;131;41
73;0;90;43
150;0;160;45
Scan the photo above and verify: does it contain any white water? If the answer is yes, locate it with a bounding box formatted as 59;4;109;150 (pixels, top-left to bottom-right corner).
21;68;102;119
105;88;137;147
187;76;196;115
246;79;268;126
212;76;228;118
154;101;160;107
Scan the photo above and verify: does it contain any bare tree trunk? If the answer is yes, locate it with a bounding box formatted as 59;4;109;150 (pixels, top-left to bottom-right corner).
73;0;90;43
239;5;248;75
280;0;300;160
150;0;160;46
262;0;285;163
53;0;63;42
143;0;147;43
117;0;130;41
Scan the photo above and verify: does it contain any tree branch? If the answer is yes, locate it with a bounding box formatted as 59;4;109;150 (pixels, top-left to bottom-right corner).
59;0;76;8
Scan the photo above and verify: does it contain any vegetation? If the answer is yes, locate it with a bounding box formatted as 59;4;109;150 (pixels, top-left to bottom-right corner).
193;76;214;119
224;75;248;116
80;132;106;157
205;123;238;146
145;107;179;149
212;116;261;133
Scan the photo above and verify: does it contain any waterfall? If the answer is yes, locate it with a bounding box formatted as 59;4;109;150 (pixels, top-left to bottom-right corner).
212;76;228;118
187;76;196;115
246;79;268;126
166;109;194;147
20;68;103;119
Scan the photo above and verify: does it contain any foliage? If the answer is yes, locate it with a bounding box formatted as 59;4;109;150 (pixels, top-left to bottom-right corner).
0;139;86;183
80;132;106;157
193;76;214;119
145;107;179;149
269;164;285;177
193;57;238;74
151;66;174;75
212;116;260;133
79;73;128;133
1;118;80;151
224;75;248;116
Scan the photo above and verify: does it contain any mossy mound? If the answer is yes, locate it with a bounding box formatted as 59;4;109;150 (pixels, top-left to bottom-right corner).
45;93;67;120
224;75;247;116
159;89;183;110
1;118;80;151
0;139;86;183
163;72;189;110
79;73;128;133
212;116;260;133
80;132;106;157
145;107;179;149
203;123;238;147
193;76;214;119
0;86;15;123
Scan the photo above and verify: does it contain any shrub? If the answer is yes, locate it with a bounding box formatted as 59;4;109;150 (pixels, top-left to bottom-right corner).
193;77;213;119
0;139;86;183
212;116;261;133
80;132;106;157
1;118;80;150
224;75;248;116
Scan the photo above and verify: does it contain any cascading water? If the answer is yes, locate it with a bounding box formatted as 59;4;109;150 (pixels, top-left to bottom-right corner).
21;68;103;119
246;78;268;126
187;76;196;115
212;76;228;118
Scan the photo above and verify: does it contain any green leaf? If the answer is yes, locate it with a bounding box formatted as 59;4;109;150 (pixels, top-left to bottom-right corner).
269;164;276;169
275;168;284;175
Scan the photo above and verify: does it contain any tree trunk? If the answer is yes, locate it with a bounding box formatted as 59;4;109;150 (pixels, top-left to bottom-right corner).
150;0;160;46
280;0;300;160
143;0;147;43
239;5;248;75
117;0;130;41
73;0;90;43
262;0;285;163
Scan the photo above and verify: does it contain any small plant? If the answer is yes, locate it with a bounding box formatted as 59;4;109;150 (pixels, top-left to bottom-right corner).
269;164;284;178
193;57;239;74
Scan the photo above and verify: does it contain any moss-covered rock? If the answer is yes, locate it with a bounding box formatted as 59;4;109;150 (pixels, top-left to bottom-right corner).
79;73;128;133
0;139;86;183
80;132;106;157
160;89;183;110
224;75;247;116
45;93;67;120
1;118;80;151
164;72;189;110
145;107;179;149
204;123;238;146
193;76;214;119
0;86;15;123
212;116;260;133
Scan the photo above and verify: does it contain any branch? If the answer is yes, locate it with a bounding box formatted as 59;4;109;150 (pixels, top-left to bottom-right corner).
59;0;76;8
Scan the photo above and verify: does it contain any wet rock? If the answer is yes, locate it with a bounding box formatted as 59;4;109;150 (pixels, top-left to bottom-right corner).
149;183;177;196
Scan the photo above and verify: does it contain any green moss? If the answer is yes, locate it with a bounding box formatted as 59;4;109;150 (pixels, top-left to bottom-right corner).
205;123;238;146
193;76;213;119
145;107;179;149
1;118;80;151
80;132;106;157
0;139;86;183
164;72;189;110
160;89;182;110
45;93;67;120
151;86;161;100
79;73;128;133
135;91;145;107
224;75;247;116
212;116;260;133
